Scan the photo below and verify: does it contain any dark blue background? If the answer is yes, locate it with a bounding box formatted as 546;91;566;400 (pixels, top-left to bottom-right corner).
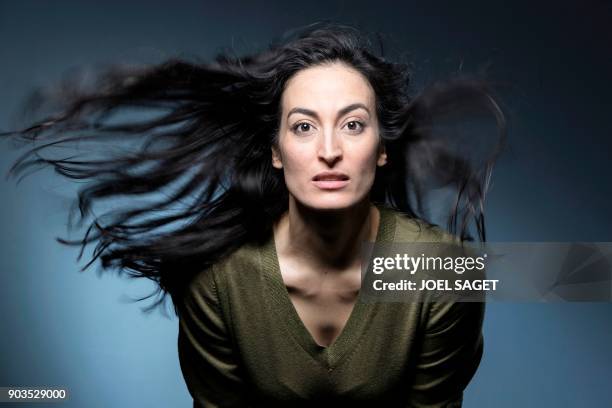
1;1;611;406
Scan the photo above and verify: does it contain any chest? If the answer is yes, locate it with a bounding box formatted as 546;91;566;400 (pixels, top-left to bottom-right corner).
277;259;362;347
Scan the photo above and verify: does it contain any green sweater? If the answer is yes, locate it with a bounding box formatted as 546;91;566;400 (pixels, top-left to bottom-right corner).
177;204;484;407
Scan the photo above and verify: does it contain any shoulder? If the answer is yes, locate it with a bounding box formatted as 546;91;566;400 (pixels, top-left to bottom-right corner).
178;241;264;317
214;242;262;275
386;207;459;244
191;240;266;294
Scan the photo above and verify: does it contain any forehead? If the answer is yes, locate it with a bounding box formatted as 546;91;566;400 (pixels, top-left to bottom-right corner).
281;62;375;113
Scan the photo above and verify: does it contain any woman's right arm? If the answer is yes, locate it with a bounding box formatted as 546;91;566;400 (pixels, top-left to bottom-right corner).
177;266;250;407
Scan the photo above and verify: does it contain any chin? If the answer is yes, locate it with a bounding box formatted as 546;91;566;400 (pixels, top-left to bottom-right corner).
298;196;362;212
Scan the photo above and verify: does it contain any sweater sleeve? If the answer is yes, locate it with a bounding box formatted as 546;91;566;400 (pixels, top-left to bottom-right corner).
177;266;250;408
406;299;485;408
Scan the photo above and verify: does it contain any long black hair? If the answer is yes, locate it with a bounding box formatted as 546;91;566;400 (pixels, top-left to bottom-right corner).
1;22;506;313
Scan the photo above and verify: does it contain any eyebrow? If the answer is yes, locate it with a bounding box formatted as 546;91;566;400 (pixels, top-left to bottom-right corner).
286;103;371;121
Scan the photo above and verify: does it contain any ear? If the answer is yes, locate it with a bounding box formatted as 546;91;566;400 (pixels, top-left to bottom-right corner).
271;145;283;169
377;144;387;167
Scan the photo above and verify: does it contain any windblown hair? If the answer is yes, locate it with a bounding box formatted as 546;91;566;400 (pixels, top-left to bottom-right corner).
1;22;505;313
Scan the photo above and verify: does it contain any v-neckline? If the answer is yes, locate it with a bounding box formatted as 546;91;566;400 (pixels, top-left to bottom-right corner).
260;203;397;369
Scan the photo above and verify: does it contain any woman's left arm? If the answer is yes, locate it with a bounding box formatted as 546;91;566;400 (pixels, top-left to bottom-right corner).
405;299;485;407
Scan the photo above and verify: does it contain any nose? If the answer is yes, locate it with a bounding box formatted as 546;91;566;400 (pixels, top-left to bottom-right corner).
317;130;342;166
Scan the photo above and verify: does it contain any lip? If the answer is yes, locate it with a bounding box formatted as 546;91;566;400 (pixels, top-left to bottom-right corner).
312;171;350;190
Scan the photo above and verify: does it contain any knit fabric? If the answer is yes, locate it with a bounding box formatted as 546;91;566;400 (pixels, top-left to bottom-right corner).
177;203;484;407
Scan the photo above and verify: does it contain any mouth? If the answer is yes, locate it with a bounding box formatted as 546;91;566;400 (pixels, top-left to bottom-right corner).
312;172;350;190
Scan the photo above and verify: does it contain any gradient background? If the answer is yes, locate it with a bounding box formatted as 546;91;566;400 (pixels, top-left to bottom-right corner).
1;1;611;406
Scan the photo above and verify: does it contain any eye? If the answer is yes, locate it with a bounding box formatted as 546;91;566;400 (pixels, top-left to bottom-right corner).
291;122;315;135
344;120;365;134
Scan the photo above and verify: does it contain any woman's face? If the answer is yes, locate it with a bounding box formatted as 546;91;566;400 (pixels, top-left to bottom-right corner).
272;62;387;211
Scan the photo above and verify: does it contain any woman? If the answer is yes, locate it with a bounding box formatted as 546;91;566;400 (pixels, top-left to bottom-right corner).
3;23;504;406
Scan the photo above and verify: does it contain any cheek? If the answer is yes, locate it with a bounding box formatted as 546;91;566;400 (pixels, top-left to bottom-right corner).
282;148;309;172
279;144;313;185
353;144;381;172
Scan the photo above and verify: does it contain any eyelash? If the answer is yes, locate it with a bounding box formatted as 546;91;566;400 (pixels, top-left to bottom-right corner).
291;120;365;135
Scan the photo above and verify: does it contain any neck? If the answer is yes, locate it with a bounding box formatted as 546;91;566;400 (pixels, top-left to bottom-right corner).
273;197;380;272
